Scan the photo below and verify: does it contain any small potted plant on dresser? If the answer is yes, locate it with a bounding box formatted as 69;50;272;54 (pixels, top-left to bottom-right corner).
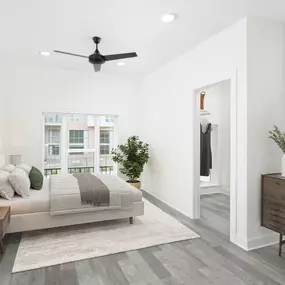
269;125;285;177
111;136;149;189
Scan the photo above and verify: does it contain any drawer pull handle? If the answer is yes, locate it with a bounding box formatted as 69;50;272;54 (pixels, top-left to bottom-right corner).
276;182;284;186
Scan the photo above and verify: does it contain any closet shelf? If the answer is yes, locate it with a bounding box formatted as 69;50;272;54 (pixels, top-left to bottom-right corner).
200;110;210;116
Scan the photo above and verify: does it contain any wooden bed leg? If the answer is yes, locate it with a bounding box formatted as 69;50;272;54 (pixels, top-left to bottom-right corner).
129;217;133;224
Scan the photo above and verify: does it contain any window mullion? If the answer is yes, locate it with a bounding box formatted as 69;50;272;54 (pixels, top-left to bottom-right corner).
94;116;100;172
61;115;68;174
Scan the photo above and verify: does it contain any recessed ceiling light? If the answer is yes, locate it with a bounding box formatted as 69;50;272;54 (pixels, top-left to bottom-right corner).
117;61;125;66
162;13;176;23
40;51;50;56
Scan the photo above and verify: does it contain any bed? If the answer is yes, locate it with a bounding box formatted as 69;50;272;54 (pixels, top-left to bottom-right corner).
0;174;144;233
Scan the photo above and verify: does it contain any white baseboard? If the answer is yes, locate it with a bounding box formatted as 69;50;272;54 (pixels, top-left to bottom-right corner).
200;186;222;195
200;185;230;196
142;189;193;219
234;234;248;251
143;189;278;251
246;233;279;251
235;232;279;251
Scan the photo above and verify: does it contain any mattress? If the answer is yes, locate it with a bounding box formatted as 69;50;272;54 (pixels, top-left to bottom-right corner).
50;173;142;216
0;179;50;215
0;174;143;216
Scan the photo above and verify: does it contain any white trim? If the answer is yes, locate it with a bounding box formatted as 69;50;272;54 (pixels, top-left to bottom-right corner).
43;111;119;118
113;117;119;175
200;186;224;195
191;70;238;245
66;148;96;153
246;233;279;251
61;116;67;174
94;116;100;172
41;115;45;173
142;189;192;220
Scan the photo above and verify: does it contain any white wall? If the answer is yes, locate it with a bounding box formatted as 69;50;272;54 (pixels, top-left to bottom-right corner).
0;64;141;170
201;81;231;190
138;18;248;247
139;17;285;250
246;18;285;248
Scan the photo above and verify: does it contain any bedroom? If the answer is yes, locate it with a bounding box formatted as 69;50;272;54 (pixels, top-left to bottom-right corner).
1;0;285;284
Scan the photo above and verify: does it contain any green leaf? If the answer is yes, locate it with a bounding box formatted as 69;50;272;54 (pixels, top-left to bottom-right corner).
269;125;285;153
111;136;150;181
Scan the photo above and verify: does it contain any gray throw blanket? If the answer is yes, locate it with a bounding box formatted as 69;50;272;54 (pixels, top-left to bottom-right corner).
73;173;110;206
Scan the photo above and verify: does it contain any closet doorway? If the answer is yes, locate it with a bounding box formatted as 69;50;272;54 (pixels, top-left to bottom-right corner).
199;81;231;238
191;72;237;244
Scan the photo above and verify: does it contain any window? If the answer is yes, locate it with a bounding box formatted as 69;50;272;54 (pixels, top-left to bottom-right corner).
99;129;113;169
69;130;84;144
100;145;110;155
48;129;60;143
105;116;115;123
44;114;116;177
69;114;80;122
48;145;59;156
45;114;62;124
100;130;110;144
100;130;111;155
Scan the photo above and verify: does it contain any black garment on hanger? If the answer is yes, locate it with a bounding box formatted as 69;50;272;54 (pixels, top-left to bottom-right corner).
200;123;212;176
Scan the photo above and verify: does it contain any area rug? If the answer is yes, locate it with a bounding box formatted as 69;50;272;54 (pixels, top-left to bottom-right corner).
12;200;199;272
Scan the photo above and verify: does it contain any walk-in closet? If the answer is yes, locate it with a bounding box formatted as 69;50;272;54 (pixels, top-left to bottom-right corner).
199;80;231;238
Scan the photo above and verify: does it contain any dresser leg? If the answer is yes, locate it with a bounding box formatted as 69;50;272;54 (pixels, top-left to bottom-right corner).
279;234;283;257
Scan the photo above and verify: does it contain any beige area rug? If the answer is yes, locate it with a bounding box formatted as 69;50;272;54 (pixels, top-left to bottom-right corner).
12;200;199;273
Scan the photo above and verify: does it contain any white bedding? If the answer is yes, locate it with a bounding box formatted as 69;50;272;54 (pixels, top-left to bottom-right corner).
50;173;142;216
0;179;50;215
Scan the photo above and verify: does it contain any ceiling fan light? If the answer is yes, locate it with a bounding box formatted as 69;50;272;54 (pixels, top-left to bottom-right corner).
162;13;176;23
117;61;125;66
40;51;50;56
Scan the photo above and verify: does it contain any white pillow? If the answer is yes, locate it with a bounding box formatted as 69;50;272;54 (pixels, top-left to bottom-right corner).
8;168;30;198
17;163;32;175
1;164;16;173
0;170;15;200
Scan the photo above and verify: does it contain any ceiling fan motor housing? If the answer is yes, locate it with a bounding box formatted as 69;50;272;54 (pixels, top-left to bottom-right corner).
88;53;105;65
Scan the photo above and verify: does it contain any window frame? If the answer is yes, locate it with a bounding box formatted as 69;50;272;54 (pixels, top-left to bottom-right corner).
43;113;117;175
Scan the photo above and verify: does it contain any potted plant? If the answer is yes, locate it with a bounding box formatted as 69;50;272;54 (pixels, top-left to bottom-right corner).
269;125;285;177
111;136;149;189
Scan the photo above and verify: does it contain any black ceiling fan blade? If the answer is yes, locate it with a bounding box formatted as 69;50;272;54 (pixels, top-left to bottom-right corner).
104;52;137;61
54;50;89;58
93;64;101;72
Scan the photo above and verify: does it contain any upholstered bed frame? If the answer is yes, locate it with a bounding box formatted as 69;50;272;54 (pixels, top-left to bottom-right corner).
7;201;144;233
0;178;144;233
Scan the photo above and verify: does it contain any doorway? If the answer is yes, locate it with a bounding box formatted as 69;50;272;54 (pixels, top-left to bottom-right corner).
199;81;231;238
191;71;237;244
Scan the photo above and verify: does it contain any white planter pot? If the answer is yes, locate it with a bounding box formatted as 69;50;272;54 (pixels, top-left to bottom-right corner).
282;154;285;177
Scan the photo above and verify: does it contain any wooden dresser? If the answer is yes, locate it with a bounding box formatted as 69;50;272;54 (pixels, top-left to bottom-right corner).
261;174;285;256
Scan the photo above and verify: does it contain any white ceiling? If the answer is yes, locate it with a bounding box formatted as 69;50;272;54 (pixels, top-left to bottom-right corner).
1;0;285;75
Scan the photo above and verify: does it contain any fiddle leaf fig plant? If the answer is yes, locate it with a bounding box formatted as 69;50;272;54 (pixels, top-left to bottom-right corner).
111;136;149;182
269;125;285;153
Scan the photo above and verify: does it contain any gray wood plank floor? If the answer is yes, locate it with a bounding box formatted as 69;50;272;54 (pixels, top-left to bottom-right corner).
1;193;284;285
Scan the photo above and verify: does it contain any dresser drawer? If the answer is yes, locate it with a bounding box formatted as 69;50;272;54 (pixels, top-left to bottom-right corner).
263;177;285;203
262;217;285;235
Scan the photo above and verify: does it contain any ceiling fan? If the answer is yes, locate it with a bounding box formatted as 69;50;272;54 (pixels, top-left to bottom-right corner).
54;36;137;72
